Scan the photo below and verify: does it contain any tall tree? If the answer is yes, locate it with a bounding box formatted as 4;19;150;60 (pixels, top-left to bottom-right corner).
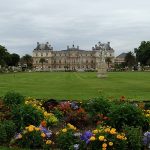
21;54;33;69
0;45;9;67
39;58;46;70
134;41;150;65
125;51;136;69
105;57;112;68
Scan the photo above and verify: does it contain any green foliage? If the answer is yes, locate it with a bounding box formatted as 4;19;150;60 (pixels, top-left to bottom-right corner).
145;102;150;110
11;104;44;131
135;41;150;65
56;128;79;150
0;120;16;144
82;96;111;116
125;51;136;69
0;45;9;67
20;54;33;69
108;103;147;130
3;91;25;108
16;130;45;149
124;126;142;150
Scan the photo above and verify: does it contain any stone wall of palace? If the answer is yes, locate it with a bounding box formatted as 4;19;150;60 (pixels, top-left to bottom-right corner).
32;42;115;71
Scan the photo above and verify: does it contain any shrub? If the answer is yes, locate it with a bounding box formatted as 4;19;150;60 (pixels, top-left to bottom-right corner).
124;126;142;150
0;120;16;145
11;104;44;131
108;103;148;130
145;102;150;110
15;126;45;149
82;96;111;116
56;124;79;150
25;97;58;127
3;91;24;108
81;126;127;150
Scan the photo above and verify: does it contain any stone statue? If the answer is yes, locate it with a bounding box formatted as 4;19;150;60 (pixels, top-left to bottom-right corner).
97;45;107;78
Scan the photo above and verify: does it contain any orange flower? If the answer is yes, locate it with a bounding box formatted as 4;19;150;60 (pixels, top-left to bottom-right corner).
120;96;125;101
41;120;47;127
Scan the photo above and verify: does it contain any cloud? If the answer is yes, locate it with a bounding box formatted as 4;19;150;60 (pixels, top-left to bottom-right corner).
0;0;150;56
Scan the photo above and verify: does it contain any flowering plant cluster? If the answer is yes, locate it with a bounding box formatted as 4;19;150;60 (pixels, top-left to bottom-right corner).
25;97;58;126
81;126;127;150
1;93;150;149
12;123;54;149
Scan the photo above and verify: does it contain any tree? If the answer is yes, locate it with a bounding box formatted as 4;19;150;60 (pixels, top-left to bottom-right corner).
11;53;20;66
134;41;150;65
5;53;20;66
21;54;33;69
105;57;112;68
0;45;9;67
124;51;136;70
39;58;46;70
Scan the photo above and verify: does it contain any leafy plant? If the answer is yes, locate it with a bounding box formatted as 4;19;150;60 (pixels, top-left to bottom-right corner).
124;126;142;150
81;126;127;150
108;103;148;130
11;104;44;131
3;91;24;108
56;124;79;150
16;128;44;149
82;96;111;116
0;120;16;144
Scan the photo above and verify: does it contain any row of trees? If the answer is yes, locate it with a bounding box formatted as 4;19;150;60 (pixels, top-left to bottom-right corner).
113;41;150;70
1;40;150;70
0;45;32;69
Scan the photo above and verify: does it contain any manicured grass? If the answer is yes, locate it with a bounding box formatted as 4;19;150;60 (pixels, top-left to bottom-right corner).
0;72;150;100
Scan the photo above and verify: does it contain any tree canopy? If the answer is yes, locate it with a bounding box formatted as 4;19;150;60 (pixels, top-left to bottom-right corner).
124;51;136;69
0;45;20;67
0;45;9;67
134;41;150;65
20;54;33;69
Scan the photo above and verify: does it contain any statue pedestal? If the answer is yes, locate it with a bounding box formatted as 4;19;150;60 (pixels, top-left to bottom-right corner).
97;63;107;78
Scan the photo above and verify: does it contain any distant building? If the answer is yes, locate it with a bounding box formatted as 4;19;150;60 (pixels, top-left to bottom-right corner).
115;53;127;64
32;42;115;71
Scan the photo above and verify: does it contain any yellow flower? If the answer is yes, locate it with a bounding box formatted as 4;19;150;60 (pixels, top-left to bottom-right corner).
109;142;113;146
25;101;28;104
46;140;52;145
93;129;98;134
44;111;48;116
90;136;96;141
67;123;76;130
41;133;46;138
102;148;106;150
116;134;124;140
28;127;34;132
35;127;40;131
104;128;110;133
62;128;67;133
110;128;116;134
102;143;107;148
99;136;105;141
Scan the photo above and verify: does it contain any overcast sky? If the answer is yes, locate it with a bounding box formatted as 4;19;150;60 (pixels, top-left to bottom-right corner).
0;0;150;56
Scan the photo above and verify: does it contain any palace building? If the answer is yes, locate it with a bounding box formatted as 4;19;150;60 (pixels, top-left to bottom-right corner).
32;42;115;71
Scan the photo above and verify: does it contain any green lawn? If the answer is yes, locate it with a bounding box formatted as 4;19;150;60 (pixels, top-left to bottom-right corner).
0;72;150;100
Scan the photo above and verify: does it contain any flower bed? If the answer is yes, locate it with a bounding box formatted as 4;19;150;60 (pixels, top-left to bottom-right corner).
0;92;150;149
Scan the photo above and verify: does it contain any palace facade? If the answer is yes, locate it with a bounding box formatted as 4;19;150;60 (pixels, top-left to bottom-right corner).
32;42;115;71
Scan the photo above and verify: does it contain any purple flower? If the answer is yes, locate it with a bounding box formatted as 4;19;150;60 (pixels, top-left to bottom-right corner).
39;125;52;138
80;131;93;144
143;131;150;146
